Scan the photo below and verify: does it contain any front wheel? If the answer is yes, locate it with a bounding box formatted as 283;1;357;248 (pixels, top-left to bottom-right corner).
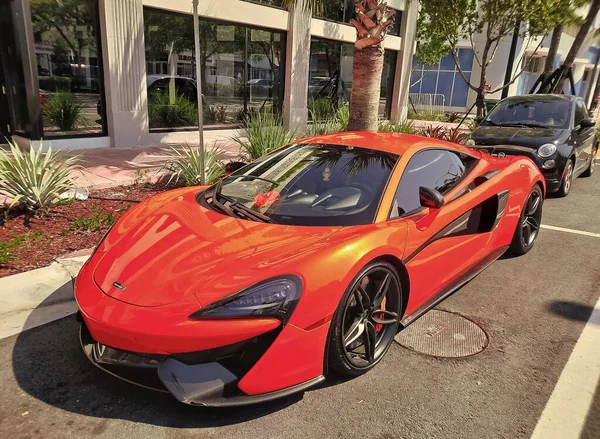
581;145;597;177
327;262;402;377
508;185;543;256
556;160;574;197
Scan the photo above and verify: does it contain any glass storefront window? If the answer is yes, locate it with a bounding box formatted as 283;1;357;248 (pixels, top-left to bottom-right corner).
309;37;397;119
313;1;401;37
144;8;286;131
240;0;283;7
30;0;106;137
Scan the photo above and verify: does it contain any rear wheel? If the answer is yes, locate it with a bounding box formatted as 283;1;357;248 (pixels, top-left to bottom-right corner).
581;145;597;177
508;185;543;256
327;262;402;377
556;160;574;197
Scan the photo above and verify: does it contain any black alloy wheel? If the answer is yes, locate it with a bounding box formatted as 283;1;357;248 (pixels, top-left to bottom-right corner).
327;262;402;376
509;185;543;255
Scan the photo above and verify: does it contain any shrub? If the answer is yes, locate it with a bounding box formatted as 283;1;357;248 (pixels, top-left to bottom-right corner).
148;92;198;128
407;108;446;122
379;120;417;134
308;98;337;121
38;76;71;92
203;105;228;125
305;117;343;136
444;127;471;145
0;139;79;211
232;111;296;160
162;143;225;186
418;125;448;139
445;112;462;123
337;104;350;131
415;125;471;145
71;208;115;232
43;93;83;131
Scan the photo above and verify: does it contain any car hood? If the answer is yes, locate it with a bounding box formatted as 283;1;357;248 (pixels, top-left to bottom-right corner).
93;190;340;307
471;125;569;148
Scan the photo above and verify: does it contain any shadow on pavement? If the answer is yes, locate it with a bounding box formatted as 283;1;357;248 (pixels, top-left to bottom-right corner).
11;289;309;428
547;300;600;325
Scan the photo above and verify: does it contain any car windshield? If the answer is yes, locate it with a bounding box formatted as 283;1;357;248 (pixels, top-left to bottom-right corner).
481;97;571;129
205;143;399;226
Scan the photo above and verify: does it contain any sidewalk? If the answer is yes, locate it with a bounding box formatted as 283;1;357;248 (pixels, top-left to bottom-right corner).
0;249;91;339
68;140;241;190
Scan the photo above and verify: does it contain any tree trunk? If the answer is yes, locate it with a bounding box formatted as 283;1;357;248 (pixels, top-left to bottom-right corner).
552;0;600;93
539;24;562;93
347;45;384;131
544;25;562;74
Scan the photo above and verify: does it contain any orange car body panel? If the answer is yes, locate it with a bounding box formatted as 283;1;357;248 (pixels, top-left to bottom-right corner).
75;132;545;396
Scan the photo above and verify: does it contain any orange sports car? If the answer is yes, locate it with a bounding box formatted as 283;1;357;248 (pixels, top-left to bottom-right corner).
75;132;545;406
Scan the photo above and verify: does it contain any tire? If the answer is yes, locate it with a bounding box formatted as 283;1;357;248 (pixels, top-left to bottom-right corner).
581;145;597;177
327;261;403;377
556;159;574;197
508;185;543;256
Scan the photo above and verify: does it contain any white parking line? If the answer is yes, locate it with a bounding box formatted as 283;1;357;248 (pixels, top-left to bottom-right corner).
541;224;600;238
530;296;600;439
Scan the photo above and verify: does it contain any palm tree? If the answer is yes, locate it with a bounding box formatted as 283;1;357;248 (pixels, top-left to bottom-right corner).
283;0;396;132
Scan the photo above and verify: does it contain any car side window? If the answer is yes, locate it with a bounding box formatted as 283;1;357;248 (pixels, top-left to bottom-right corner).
390;149;473;218
574;100;587;127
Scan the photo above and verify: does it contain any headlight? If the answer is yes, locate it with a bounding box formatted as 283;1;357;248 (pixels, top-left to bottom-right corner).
190;276;302;323
465;139;476;147
538;143;557;158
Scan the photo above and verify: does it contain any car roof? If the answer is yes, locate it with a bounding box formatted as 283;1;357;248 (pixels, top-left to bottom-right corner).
297;131;476;157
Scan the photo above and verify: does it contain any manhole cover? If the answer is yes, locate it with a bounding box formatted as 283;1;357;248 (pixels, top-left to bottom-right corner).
394;310;488;358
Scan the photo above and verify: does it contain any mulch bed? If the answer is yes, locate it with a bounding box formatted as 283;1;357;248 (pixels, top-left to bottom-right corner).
0;182;178;279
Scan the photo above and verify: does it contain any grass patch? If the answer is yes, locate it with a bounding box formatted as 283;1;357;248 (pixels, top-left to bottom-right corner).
0;231;43;264
71;208;115;233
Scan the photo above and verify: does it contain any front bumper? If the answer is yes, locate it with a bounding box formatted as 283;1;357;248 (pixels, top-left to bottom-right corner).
79;317;324;406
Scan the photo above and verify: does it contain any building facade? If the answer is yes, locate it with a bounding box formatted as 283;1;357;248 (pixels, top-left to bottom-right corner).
0;0;417;150
411;6;600;114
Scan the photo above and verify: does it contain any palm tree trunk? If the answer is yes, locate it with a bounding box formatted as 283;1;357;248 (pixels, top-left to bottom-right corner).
552;0;600;93
348;46;384;131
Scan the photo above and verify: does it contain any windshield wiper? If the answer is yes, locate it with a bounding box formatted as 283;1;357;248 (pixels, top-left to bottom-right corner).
496;122;549;129
211;189;275;224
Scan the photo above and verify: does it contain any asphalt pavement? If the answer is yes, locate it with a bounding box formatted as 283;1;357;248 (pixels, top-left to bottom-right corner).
0;173;599;439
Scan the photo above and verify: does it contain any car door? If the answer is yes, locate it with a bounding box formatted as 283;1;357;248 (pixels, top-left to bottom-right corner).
572;99;593;173
390;149;492;321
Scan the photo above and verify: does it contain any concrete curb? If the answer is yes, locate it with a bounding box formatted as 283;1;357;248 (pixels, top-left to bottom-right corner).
0;250;92;339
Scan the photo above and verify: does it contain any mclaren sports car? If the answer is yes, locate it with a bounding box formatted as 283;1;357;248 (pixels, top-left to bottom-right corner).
75;132;545;406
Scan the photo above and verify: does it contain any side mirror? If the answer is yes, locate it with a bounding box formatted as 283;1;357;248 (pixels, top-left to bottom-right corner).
580;118;596;129
419;186;445;209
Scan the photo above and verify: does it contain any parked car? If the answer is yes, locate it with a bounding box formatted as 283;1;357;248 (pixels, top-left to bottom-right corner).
76;132;544;406
471;94;597;197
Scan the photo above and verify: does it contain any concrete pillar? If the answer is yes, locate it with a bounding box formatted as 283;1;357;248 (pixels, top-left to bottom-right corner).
283;1;311;132
98;0;148;147
390;0;418;122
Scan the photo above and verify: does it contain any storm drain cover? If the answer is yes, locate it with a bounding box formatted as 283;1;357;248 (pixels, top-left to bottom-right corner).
394;310;488;358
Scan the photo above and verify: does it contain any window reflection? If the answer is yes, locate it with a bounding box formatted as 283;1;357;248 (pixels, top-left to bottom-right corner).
30;0;105;136
313;1;401;36
309;38;397;119
144;8;285;131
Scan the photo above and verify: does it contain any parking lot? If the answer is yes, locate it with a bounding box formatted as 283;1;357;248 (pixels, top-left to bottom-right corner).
0;172;599;439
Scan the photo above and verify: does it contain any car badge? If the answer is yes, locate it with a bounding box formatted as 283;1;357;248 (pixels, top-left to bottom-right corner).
497;152;506;158
112;281;126;291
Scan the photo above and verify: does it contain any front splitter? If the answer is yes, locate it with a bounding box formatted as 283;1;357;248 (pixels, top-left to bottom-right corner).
79;322;324;406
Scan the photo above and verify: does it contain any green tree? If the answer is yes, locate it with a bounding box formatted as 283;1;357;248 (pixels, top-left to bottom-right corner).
551;0;600;92
417;0;567;117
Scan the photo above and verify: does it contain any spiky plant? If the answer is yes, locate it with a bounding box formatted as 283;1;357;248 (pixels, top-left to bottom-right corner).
231;111;296;160
162;143;225;186
347;0;395;131
43;93;83;131
0;139;79;211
